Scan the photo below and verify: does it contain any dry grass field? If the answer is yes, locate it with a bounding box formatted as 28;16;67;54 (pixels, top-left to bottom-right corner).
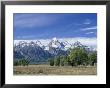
14;65;97;75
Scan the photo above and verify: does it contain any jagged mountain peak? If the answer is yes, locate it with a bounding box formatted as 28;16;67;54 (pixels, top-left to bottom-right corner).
52;37;57;41
73;41;83;47
14;38;96;51
36;41;42;46
48;37;65;49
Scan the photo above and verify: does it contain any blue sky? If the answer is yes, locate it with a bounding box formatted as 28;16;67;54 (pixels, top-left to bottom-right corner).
14;13;97;40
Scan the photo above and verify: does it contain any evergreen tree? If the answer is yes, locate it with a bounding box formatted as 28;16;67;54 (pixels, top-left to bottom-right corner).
54;56;60;66
49;59;54;66
14;59;29;66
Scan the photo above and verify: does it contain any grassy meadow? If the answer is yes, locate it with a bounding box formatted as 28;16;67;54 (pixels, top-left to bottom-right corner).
14;65;97;75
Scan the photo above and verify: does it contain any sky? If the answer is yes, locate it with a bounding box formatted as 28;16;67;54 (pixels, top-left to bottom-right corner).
14;13;97;40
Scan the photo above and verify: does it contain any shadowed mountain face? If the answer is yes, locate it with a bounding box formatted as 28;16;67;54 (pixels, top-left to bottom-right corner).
14;38;68;63
14;42;53;63
14;38;94;64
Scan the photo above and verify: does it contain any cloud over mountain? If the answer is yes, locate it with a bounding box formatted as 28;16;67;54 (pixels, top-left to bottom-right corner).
14;37;97;50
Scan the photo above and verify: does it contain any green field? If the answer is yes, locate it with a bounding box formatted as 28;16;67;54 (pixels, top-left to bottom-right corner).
14;65;97;75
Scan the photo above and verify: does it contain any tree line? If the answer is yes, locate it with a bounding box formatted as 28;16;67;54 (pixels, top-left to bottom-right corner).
14;59;29;66
48;47;97;67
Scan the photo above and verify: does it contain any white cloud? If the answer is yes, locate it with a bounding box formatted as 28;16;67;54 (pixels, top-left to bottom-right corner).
85;32;94;35
80;26;97;31
74;19;92;26
14;14;60;28
59;37;97;48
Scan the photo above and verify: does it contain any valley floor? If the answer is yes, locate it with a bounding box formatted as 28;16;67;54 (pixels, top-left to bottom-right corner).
14;65;97;75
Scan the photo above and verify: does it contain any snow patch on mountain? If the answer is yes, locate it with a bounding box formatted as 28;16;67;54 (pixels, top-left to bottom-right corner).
14;37;97;50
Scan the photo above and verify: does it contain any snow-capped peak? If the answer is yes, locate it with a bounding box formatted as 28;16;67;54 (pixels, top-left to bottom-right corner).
36;41;42;47
47;37;65;50
73;41;83;47
14;38;97;51
52;37;57;41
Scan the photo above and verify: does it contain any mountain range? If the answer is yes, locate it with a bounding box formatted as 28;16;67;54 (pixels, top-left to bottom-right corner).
14;38;96;64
